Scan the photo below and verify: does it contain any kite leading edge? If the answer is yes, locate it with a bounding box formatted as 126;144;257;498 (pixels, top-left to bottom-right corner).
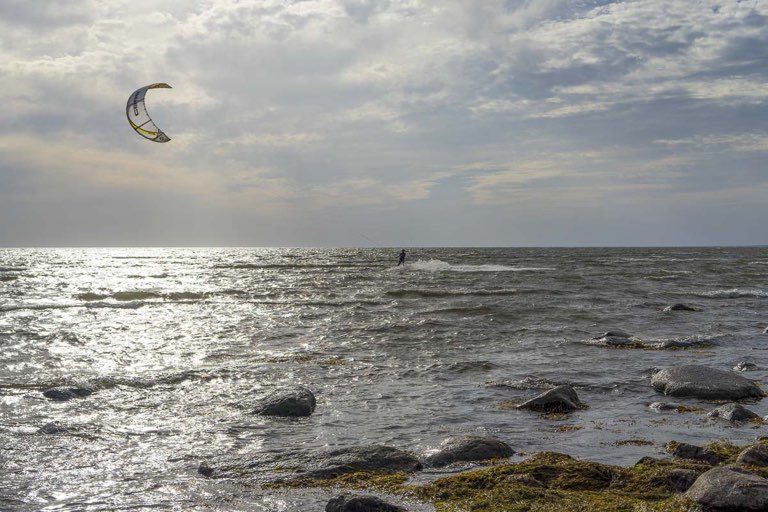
126;83;172;143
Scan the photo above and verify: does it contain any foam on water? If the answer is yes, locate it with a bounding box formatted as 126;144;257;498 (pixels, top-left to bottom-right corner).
405;258;554;272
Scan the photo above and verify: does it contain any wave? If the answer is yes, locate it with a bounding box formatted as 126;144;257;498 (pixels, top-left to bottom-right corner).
403;259;554;273
386;288;519;298
696;288;768;299
419;306;495;316
75;291;209;302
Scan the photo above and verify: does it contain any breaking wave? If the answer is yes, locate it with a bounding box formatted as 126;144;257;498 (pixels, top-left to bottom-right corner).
696;289;768;299
404;259;554;273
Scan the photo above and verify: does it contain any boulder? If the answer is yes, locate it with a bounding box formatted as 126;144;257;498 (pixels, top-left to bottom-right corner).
517;385;582;413
649;402;677;412
42;387;93;401
708;403;761;422
669;442;722;465
663;303;696;312
326;495;406;512
253;387;316;417
424;436;514;468
686;466;768;511
305;445;422;479
651;365;764;400
588;331;636;346
197;462;215;478
737;445;768;467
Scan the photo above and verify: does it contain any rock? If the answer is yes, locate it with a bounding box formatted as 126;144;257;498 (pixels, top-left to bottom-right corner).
651;365;764;400
686;466;768;511
39;422;67;434
669;442;722;465
305;445;422;479
737;445;768;467
326;495;406;512
708;403;761;422
595;330;632;339
42;387;93;401
734;361;758;372
197;462;214;477
517;385;582;413
763;326;768;335
663;303;696;312
667;468;700;492
424;435;514;468
253;387;316;417
649;402;677;412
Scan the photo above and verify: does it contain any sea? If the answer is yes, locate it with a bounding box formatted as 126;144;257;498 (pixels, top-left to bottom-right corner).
1;247;767;511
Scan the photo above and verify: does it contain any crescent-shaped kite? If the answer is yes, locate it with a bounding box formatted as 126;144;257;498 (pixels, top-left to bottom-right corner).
126;83;172;143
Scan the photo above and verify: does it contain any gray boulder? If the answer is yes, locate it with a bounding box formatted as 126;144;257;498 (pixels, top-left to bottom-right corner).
669;442;722;465
253;387;316;417
686;466;768;511
708;403;761;422
651;365;764;400
663;303;696;312
737;445;768;467
305;445;422;479
43;387;93;401
39;422;68;434
326;495;406;512
424;435;514;468
517;385;582;413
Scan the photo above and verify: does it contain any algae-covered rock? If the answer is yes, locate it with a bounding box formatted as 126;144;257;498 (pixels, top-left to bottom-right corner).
686;465;768;511
651;365;764;400
326;494;406;512
305;445;422;479
253;387;316;417
666;468;699;492
708;403;761;422
424;435;514;468
737;444;768;467
517;385;583;413
668;442;722;465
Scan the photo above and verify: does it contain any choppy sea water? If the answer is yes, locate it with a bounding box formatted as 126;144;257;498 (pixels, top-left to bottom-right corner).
2;247;767;510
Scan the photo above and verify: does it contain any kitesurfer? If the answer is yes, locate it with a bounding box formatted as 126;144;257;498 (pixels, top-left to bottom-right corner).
398;249;406;266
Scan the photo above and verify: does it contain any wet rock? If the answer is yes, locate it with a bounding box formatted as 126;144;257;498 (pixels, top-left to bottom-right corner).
326;494;406;512
42;387;93;401
39;422;68;434
663;303;696;312
197;462;215;478
305;445;422;479
667;468;700;492
686;466;768;511
763;326;768;335
253;387;316;417
734;361;758;372
708;403;761;422
517;385;582;413
588;331;637;346
424;435;514;468
649;402;677;412
737;445;768;467
651;365;764;400
669;442;722;465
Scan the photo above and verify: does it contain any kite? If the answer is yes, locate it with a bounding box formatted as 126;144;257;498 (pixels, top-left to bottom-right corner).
126;83;172;142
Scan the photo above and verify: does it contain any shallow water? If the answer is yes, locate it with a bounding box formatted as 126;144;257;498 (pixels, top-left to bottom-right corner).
1;247;767;510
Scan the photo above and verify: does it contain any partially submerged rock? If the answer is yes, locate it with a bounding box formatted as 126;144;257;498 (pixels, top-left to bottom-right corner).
649;402;678;412
517;385;583;413
737;445;768;467
197;462;215;477
734;361;758;372
424;435;514;468
708;403;761;422
38;422;68;434
42;387;93;401
304;445;422;479
588;331;638;347
326;494;406;512
253;387;316;417
663;303;696;312
668;442;722;465
686;466;768;511
651;365;764;400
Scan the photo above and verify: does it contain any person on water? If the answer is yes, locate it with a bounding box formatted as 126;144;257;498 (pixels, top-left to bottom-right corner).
398;249;406;266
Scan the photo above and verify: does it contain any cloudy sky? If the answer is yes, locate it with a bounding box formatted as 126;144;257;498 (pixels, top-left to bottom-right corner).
1;0;767;247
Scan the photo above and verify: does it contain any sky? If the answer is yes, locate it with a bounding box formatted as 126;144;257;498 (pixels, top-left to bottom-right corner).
1;0;767;247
